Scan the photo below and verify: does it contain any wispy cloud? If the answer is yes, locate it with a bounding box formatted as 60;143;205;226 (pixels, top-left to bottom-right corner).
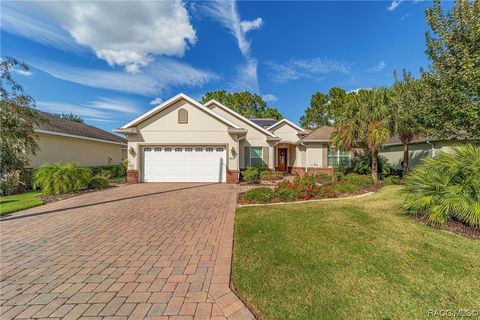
266;58;351;83
368;60;387;72
28;58;218;96
14;69;33;77
37;97;141;122
202;1;262;92
262;94;278;102
149;97;164;105
387;0;403;11
2;1;197;72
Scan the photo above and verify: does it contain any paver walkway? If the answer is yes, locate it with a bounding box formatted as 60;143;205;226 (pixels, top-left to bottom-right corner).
0;183;254;320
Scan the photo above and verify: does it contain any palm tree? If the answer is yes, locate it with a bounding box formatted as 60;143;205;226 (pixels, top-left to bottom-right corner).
332;88;392;183
390;70;425;175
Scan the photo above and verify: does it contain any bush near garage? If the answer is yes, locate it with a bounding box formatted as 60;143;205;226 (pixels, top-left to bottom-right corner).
34;162;92;195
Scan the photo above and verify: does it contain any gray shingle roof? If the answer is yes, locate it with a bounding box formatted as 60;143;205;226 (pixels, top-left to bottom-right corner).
35;110;127;145
302;126;334;142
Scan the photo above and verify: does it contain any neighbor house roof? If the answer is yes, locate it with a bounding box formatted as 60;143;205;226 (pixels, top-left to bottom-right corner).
384;134;478;146
35;110;127;145
301;126;334;142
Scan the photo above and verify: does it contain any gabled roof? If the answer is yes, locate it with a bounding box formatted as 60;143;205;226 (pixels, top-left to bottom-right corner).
301;125;334;142
203;100;278;138
35;110;126;145
267;118;306;133
249;118;278;128
121;93;242;129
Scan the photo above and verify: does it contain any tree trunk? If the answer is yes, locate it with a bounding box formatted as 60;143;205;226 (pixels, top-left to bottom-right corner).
371;149;379;183
403;143;409;176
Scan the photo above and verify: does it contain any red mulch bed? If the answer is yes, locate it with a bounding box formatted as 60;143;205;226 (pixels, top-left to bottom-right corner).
411;215;480;241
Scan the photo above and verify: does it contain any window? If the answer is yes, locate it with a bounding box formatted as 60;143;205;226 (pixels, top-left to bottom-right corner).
327;147;350;167
174;147;182;152
144;147;152;152
154;147;162;152
185;147;193;152
206;147;214;152
164;147;172;152
195;147;203;152
216;147;224;152
250;147;263;167
178;108;188;123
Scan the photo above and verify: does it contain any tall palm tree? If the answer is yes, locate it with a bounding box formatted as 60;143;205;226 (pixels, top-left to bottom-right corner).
332;88;392;183
390;70;425;175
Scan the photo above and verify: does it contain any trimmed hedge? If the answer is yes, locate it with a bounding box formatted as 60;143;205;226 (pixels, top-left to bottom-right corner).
89;164;125;178
87;176;110;189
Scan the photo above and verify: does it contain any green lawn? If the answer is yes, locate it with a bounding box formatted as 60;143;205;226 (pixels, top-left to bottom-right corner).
0;191;44;216
233;185;480;320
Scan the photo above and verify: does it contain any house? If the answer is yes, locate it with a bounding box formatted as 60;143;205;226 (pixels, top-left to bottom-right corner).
380;135;479;170
115;93;350;184
30;111;127;168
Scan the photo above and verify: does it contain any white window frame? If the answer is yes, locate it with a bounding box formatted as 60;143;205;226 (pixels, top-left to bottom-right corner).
327;147;351;167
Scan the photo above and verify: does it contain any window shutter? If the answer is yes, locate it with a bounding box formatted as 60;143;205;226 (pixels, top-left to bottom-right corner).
262;146;269;167
244;146;250;167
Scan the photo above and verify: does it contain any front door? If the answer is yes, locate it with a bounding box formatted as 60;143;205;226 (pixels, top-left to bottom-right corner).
278;148;288;172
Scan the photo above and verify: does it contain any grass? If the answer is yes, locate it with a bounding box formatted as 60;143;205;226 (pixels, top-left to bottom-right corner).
0;191;44;216
233;185;480;320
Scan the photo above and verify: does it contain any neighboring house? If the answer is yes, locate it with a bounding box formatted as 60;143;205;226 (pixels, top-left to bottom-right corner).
115;93;349;184
380;136;479;170
29;111;127;168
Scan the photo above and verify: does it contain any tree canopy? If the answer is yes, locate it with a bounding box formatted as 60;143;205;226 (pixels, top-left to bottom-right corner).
421;0;480;138
54;113;84;123
200;90;283;120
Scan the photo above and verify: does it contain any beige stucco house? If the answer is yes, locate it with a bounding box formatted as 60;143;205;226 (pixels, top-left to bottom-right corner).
30;111;127;168
116;93;347;184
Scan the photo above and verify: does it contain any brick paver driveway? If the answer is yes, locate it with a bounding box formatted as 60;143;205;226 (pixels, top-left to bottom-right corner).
0;183;254;320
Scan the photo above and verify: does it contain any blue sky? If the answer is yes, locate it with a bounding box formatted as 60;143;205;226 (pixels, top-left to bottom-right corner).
1;0;435;132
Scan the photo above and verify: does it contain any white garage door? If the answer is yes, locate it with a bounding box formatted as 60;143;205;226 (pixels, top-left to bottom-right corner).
143;146;227;182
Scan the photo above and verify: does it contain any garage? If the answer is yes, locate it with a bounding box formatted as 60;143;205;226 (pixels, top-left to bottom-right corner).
142;146;227;182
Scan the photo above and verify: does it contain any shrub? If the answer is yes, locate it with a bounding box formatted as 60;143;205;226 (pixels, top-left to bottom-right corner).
88;164;125;178
0;173;17;196
242;187;276;203
18;168;35;192
34;162;92;195
87;176;110;189
293;175;317;200
383;176;401;185
316;184;337;198
403;145;480;228
260;170;283;181
352;153;393;178
335;182;358;194
315;173;331;184
344;173;374;189
275;187;298;202
120;159;128;176
294;174;316;189
242;167;261;184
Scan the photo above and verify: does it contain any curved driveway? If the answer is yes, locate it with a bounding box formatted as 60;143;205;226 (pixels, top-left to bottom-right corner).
1;183;254;320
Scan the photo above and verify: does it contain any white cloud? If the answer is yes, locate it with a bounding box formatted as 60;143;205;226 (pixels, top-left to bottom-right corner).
150;97;164;105
240;18;264;33
266;58;351;83
3;1;196;72
14;69;33;77
368;60;387;72
262;94;278;102
29;58;218;96
37;97;141;122
387;0;403;11
202;1;262;92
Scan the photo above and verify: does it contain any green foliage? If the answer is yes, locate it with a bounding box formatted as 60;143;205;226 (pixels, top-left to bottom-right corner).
89;164;125;178
0;174;17;196
344;173;374;189
335;182;358;194
293;175;317;200
121;159;128;175
242;166;268;184
1;57;39;179
352;153;393;178
0;191;43;216
54;112;84;123
260;170;283;181
243;187;276;203
274;186;298;202
87;176;110;190
383;176;401;185
316;184;337;198
315;173;331;184
300;92;331;129
200;90;283;120
421;0;480;138
403;144;480;228
34;162;92;195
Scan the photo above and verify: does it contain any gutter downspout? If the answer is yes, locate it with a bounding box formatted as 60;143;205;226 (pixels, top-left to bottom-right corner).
426;140;436;157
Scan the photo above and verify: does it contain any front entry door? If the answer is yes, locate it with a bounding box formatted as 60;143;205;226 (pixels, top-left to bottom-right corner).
278;148;287;172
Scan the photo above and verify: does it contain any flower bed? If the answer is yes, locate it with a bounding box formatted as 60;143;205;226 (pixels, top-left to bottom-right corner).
239;173;386;204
